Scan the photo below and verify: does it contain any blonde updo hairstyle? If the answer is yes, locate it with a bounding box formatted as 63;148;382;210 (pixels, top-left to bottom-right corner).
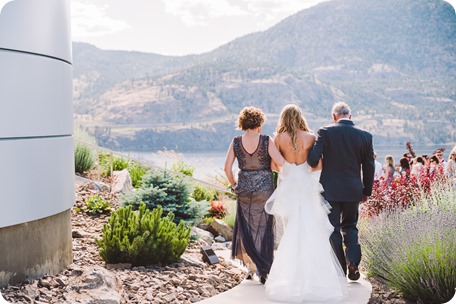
276;104;309;151
237;106;266;131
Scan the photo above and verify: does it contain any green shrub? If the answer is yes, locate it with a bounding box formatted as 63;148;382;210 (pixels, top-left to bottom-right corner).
222;199;236;228
98;153;130;176
203;217;215;225
78;194;111;215
97;203;191;266
186;198;210;225
172;160;194;177
75;144;95;174
74;127;96;144
192;184;216;202
112;156;129;172
121;169;205;226
360;181;456;303
128;163;147;188
98;152;111;173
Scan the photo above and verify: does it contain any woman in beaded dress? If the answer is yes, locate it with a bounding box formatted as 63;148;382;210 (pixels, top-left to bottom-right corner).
224;106;285;283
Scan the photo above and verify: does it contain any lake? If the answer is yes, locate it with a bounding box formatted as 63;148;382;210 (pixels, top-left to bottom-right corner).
126;143;455;181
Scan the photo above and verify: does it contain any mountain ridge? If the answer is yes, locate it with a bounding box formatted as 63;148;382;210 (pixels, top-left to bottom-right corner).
73;0;456;151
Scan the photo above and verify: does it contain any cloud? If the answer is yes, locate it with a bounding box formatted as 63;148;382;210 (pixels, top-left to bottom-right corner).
162;0;329;27
243;0;330;22
162;0;247;26
71;1;130;38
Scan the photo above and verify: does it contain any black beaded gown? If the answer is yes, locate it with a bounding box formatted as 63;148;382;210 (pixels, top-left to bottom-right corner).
231;134;275;277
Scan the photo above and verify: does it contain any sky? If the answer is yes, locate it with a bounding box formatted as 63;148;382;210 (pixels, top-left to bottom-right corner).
1;0;455;56
69;0;331;56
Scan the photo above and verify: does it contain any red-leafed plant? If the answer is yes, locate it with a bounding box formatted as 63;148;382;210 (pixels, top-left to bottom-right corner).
207;200;227;219
361;168;448;218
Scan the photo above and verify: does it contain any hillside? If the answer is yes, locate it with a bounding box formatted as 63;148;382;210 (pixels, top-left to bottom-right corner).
73;0;456;151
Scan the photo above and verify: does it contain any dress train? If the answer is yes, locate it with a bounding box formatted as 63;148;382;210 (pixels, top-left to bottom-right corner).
265;162;348;303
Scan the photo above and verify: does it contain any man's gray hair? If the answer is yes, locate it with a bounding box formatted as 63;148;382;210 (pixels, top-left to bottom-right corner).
332;102;351;116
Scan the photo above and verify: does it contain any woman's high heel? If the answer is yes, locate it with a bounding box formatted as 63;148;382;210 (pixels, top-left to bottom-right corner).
246;271;255;280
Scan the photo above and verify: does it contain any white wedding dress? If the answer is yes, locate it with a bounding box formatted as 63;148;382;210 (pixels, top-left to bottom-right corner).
265;161;348;303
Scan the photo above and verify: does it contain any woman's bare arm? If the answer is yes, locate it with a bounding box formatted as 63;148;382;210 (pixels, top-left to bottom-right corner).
224;140;237;187
269;136;285;170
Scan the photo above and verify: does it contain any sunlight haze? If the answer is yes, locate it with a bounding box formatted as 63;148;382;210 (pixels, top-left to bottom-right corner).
1;0;455;55
69;0;332;55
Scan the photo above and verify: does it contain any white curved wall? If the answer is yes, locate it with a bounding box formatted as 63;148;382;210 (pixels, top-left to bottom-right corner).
0;51;73;137
0;0;71;62
0;0;74;228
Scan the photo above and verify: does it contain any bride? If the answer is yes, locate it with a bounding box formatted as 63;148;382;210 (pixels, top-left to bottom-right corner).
265;104;348;303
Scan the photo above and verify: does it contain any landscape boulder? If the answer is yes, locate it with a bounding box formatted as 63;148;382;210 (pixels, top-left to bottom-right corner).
111;169;134;193
63;266;122;304
209;219;233;241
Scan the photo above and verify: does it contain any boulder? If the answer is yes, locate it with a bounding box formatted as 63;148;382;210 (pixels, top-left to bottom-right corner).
111;169;133;193
191;226;214;245
209;219;233;241
63;266;122;304
214;235;226;243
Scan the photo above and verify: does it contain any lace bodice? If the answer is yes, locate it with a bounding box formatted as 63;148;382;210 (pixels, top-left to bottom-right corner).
233;134;271;171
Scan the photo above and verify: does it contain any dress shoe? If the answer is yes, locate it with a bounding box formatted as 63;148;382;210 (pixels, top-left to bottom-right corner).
260;275;267;284
348;264;360;281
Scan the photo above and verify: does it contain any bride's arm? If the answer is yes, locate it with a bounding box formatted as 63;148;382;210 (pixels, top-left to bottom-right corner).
310;158;323;172
308;130;323;168
307;133;322;172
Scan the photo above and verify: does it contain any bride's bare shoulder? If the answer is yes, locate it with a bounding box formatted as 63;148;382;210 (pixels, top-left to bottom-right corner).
298;130;314;139
299;131;316;146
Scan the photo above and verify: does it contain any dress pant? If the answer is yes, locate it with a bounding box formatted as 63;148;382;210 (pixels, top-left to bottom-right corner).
327;201;361;274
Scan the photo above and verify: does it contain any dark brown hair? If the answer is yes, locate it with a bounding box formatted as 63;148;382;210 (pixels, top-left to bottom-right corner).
430;155;439;164
399;157;410;169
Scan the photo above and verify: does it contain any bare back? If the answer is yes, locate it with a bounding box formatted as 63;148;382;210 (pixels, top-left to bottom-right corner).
275;131;316;165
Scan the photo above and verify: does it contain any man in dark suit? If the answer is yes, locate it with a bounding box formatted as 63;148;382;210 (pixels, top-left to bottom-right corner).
308;102;375;281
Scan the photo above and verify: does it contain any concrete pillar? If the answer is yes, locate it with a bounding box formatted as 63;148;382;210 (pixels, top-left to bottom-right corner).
0;0;74;287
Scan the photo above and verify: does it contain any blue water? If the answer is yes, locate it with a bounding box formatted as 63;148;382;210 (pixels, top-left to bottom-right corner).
127;143;455;181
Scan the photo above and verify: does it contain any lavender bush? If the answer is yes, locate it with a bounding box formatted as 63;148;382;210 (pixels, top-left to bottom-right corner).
359;181;456;303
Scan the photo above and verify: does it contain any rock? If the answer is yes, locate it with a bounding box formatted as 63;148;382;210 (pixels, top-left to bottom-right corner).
106;263;132;270
38;278;51;289
209;219;233;241
211;242;229;250
63;266;122;304
55;278;66;287
72;229;85;238
191;226;214;245
111;169;134;193
89;180;110;192
214;235;226;242
0;179;246;304
180;253;206;268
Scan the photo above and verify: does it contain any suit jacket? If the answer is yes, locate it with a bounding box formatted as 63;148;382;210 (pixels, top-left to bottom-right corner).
308;119;375;202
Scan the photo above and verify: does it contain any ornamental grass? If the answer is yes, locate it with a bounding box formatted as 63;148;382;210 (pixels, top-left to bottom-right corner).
360;180;456;303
